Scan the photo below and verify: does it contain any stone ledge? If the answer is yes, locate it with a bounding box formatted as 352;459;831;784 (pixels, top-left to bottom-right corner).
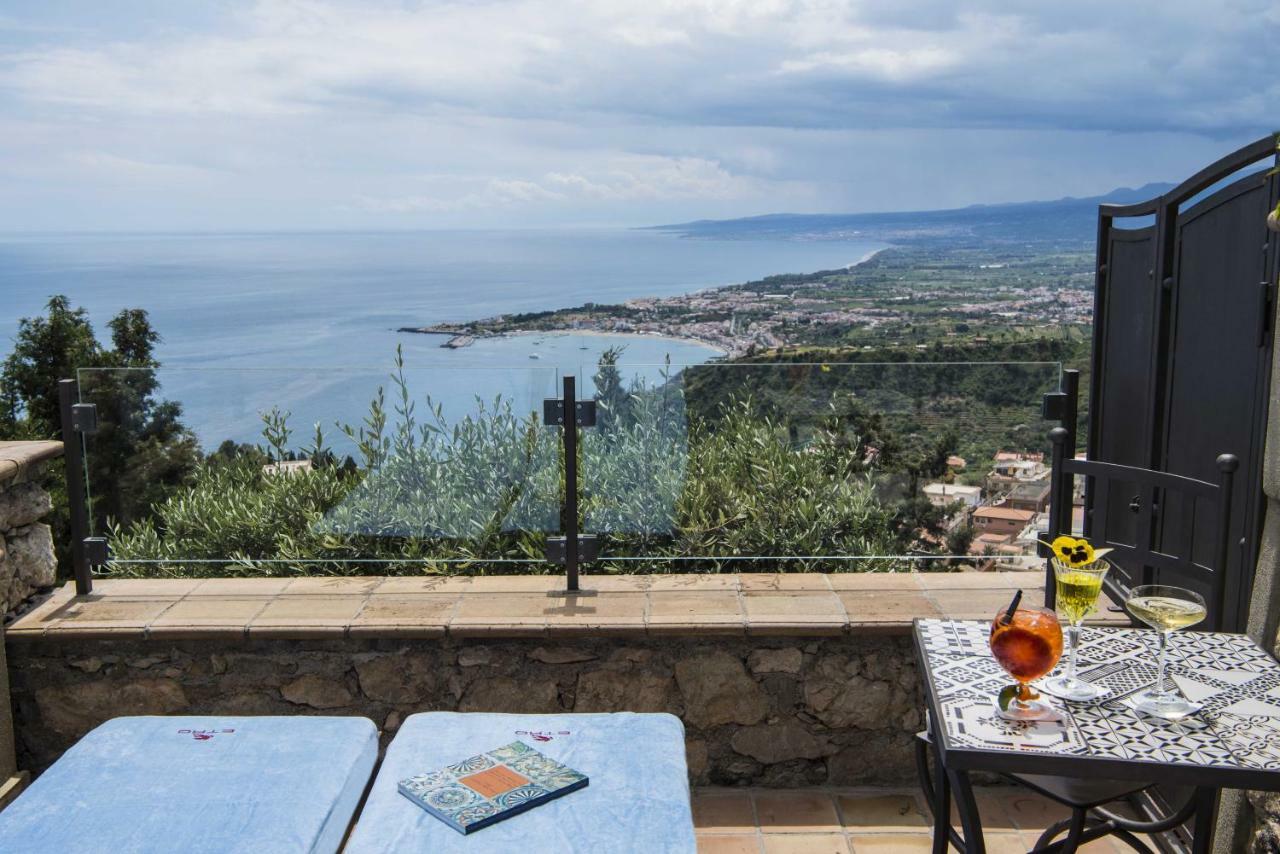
0;442;62;488
5;572;1127;642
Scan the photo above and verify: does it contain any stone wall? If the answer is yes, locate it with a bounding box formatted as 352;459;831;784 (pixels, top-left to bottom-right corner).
0;443;61;618
7;634;922;787
1242;297;1280;853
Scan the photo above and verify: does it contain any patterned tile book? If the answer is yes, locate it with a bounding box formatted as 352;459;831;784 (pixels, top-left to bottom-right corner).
398;741;589;834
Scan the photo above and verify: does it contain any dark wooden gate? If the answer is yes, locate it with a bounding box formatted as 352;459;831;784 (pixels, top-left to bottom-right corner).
1089;135;1280;631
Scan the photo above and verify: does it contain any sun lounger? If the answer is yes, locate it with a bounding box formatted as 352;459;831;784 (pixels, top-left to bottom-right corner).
344;711;695;853
0;715;378;853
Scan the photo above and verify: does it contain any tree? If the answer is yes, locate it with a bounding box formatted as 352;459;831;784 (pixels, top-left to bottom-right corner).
1;296;99;438
1;296;200;569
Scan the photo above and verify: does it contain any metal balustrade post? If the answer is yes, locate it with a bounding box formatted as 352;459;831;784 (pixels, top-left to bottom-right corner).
544;375;597;593
562;375;580;592
58;379;94;596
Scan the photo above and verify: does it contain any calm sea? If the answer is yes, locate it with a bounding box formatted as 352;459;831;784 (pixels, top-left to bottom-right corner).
0;229;882;448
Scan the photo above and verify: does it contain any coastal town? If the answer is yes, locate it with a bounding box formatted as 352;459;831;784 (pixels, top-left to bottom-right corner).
924;448;1081;569
401;243;1095;357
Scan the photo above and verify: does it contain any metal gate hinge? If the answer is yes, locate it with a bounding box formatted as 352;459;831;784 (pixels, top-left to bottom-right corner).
83;536;108;568
544;536;600;565
542;398;597;427
1041;391;1066;421
71;403;99;434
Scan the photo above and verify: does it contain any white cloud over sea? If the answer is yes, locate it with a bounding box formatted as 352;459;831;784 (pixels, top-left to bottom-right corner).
0;0;1274;229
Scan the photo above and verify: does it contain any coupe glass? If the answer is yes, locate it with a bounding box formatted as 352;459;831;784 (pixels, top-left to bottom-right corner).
1043;559;1110;701
990;606;1063;720
1125;584;1207;719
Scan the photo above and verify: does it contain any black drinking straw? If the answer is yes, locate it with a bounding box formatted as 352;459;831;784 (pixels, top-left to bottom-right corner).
1002;589;1023;625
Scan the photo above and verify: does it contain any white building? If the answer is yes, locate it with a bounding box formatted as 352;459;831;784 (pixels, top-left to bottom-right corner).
922;482;983;509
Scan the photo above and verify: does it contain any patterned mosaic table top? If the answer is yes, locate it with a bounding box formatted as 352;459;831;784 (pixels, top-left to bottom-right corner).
915;619;1280;788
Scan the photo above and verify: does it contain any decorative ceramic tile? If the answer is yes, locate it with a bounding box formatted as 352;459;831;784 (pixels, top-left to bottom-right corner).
918;619;1280;777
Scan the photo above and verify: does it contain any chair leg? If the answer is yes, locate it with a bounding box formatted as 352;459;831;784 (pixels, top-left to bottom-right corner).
1059;809;1088;853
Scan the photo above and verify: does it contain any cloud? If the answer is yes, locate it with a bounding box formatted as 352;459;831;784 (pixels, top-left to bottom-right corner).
355;155;763;213
1;0;1273;133
0;0;1273;229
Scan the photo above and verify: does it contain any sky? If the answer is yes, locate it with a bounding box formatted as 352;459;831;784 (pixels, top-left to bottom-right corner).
0;0;1276;231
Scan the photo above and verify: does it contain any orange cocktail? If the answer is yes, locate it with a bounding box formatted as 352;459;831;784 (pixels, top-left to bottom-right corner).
990;606;1063;720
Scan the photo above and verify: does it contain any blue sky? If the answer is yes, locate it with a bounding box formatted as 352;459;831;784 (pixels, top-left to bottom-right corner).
0;0;1275;231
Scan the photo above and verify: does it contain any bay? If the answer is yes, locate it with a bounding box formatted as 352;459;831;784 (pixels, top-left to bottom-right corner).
0;228;882;448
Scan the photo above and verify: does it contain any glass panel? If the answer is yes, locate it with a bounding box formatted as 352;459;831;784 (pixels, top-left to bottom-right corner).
76;357;560;575
579;358;1064;572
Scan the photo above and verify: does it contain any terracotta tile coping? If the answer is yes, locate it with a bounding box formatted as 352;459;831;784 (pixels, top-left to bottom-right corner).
4;572;1127;642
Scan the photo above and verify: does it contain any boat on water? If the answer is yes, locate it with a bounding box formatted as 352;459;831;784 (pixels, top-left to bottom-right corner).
529;353;541;359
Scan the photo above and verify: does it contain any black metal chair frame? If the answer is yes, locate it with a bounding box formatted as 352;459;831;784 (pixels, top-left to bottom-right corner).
915;426;1239;853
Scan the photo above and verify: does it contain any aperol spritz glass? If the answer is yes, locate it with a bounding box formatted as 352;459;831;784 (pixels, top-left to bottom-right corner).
990;606;1063;720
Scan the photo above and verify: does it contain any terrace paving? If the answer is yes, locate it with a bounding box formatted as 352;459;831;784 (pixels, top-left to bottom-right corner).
5;571;1126;641
692;786;1162;852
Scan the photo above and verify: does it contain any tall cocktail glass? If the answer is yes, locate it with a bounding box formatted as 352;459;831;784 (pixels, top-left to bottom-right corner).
1043;559;1110;701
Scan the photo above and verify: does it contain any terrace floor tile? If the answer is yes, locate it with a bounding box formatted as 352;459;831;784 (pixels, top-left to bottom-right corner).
761;834;849;854
693;791;757;834
697;835;762;854
846;834;932;852
834;793;928;832
753;791;841;833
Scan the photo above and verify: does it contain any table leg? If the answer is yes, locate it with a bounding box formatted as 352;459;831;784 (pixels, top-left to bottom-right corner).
1189;787;1218;854
931;743;952;854
947;768;985;854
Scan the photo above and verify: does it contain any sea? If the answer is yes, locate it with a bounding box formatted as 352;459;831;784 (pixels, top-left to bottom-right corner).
1;229;883;450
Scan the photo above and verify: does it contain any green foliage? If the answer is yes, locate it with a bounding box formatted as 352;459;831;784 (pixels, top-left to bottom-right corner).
1;296;199;572
106;348;919;575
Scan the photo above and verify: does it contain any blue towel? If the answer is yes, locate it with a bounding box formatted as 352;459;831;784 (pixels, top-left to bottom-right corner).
0;715;378;853
345;711;696;854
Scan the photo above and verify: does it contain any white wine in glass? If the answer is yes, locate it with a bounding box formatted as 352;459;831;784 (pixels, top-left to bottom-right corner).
1126;584;1206;719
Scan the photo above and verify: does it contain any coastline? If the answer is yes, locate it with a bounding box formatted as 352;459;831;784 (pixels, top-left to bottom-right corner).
509;328;729;357
398;242;891;358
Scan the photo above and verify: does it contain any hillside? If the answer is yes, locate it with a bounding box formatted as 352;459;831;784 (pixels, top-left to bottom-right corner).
648;183;1174;245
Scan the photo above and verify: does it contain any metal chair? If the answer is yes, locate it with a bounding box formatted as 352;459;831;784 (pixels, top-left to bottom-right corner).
916;426;1239;853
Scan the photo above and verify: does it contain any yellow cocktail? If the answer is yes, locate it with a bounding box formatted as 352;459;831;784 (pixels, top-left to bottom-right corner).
1056;569;1105;624
1044;558;1110;702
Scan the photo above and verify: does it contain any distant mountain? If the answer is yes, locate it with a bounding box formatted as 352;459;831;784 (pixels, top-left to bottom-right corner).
649;183;1176;246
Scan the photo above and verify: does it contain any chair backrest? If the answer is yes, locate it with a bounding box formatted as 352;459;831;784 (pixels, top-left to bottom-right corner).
1043;426;1240;631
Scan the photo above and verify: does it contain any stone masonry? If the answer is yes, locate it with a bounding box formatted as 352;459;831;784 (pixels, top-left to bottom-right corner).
7;635;922;787
0;443;61;617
